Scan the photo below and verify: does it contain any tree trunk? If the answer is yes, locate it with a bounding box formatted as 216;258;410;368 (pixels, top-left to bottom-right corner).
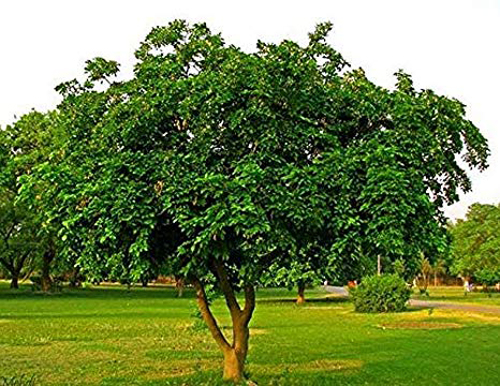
192;261;255;383
141;279;148;287
10;275;19;289
223;342;246;382
68;268;80;288
296;282;306;305
41;249;54;292
175;277;184;297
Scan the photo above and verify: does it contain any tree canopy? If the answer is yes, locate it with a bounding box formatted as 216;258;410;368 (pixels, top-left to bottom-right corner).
449;203;500;285
10;20;489;381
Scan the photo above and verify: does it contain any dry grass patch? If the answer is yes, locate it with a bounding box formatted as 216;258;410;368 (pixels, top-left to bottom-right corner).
141;358;220;380
378;322;463;330
251;359;363;376
249;328;267;335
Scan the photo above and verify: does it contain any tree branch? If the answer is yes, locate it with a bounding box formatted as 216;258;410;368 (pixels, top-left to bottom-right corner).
0;222;17;247
212;259;242;318
0;256;15;273
241;285;255;326
192;277;230;352
15;251;31;273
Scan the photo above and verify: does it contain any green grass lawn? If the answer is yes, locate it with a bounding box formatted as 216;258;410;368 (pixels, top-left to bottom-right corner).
1;282;499;385
413;286;500;307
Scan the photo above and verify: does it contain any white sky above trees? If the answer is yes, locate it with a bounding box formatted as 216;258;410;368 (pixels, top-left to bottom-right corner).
1;0;499;220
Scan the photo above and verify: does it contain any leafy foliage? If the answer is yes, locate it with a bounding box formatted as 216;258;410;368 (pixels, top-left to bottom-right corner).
5;19;490;381
0;191;39;287
449;203;500;281
474;268;500;288
392;259;406;278
350;274;411;313
416;255;432;294
0;117;52;288
17;20;487;287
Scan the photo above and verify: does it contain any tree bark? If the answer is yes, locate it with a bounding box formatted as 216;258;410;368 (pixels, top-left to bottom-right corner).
68;268;80;288
10;275;19;289
1;254;29;290
223;347;245;382
192;262;255;383
297;282;306;305
41;250;54;292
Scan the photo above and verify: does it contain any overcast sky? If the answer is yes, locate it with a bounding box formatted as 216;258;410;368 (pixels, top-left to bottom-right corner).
1;0;498;219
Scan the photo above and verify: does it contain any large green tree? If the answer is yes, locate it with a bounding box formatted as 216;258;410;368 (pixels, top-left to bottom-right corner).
2;111;67;291
18;21;488;382
449;203;500;285
0;121;44;289
0;189;39;289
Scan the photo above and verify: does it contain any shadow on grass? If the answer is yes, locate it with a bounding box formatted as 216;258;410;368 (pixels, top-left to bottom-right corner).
258;296;350;305
135;357;364;386
0;311;188;321
0;285;196;301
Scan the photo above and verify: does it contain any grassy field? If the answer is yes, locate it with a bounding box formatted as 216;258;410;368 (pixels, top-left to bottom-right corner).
1;282;499;385
412;286;500;307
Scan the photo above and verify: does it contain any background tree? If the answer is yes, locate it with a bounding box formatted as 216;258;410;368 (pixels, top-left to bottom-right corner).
0;124;41;288
449;203;500;286
416;255;432;295
432;258;447;286
0;190;39;289
262;260;325;305
4;111;67;291
17;20;489;382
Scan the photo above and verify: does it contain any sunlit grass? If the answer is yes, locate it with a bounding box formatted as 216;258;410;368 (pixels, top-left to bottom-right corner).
413;285;500;307
0;282;499;385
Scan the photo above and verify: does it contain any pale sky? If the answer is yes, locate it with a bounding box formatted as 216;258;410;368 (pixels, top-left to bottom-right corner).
1;0;499;220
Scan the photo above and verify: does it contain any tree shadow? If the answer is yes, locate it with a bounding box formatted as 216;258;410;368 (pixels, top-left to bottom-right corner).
258;296;350;305
0;285;196;301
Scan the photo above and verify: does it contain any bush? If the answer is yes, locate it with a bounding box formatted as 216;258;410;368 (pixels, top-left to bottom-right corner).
350;274;411;313
474;268;500;291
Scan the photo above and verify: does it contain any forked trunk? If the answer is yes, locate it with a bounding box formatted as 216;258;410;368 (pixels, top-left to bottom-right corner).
296;282;306;305
192;261;255;383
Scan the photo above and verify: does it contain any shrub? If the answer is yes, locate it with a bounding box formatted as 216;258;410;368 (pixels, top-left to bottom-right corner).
474;268;500;291
350;274;411;313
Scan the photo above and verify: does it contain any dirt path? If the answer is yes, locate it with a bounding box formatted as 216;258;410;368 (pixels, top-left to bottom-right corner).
323;285;349;296
323;285;500;314
408;299;500;314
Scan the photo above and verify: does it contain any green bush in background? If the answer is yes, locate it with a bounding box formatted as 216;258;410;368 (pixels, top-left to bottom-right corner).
350;274;411;313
